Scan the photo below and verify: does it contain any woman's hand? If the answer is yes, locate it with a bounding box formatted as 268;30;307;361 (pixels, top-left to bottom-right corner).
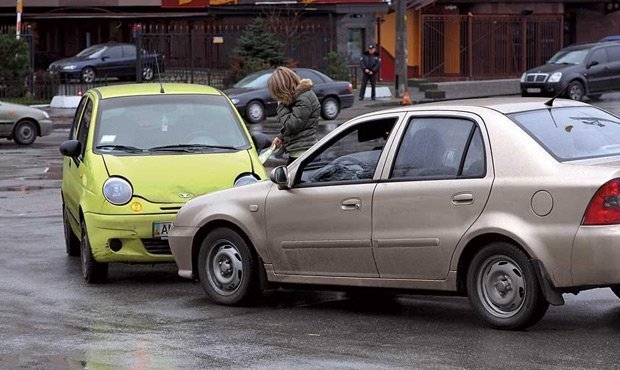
272;137;282;148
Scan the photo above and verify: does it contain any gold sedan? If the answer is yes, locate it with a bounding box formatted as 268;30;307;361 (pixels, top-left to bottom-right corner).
170;97;620;330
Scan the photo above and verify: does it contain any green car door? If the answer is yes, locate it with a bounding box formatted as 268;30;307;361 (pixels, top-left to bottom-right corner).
62;95;92;234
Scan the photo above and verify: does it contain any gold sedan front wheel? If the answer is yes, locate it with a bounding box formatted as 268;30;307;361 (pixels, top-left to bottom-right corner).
197;227;261;305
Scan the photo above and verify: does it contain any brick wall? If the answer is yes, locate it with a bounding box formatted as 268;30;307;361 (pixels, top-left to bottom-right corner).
575;8;620;44
335;13;376;64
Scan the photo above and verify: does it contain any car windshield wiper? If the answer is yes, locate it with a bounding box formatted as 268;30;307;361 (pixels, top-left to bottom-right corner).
148;144;241;152
96;144;145;153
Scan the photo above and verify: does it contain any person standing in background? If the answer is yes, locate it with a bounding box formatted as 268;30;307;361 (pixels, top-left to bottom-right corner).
359;43;381;101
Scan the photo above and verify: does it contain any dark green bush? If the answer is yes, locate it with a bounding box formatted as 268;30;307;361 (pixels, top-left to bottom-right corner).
229;18;287;83
0;30;30;97
323;51;349;81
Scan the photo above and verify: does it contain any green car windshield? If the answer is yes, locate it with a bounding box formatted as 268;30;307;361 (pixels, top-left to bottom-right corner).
94;94;250;155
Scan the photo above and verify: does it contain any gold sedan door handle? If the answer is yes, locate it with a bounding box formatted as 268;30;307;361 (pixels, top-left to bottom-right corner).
341;198;361;211
452;193;474;205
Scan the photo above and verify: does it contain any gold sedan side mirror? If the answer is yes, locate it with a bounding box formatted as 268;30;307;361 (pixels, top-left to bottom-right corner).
269;166;290;190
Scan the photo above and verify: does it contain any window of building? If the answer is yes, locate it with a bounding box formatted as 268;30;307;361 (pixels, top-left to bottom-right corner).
347;28;365;63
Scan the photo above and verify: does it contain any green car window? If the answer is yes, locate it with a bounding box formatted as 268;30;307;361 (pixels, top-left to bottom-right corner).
94;94;250;155
77;98;93;160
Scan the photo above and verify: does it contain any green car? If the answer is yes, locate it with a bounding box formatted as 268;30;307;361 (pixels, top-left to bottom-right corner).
60;83;269;284
0;100;52;145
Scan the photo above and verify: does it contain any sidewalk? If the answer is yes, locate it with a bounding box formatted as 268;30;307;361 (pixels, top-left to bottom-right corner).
360;78;521;107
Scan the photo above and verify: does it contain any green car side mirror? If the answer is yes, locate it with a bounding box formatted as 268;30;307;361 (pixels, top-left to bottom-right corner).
60;140;81;158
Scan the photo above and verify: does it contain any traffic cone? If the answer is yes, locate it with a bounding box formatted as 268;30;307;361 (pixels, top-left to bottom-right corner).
401;90;412;105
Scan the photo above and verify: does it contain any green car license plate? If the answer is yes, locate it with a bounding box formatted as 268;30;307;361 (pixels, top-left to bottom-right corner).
153;222;173;239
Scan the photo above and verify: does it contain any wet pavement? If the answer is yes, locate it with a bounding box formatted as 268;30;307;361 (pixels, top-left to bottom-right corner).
1;95;620;368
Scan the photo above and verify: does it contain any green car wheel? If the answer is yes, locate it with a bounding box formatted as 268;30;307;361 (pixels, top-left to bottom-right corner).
81;221;108;284
63;206;80;257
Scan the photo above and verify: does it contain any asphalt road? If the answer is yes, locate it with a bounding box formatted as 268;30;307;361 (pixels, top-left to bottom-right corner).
1;95;620;369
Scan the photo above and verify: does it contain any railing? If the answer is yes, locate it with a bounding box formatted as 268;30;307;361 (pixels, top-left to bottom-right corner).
0;74;113;102
0;20;339;100
131;21;332;87
421;15;563;80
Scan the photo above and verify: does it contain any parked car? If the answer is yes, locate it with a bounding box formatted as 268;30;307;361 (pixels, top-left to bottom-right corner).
600;35;620;42
59;83;269;284
520;41;620;101
169;97;620;330
225;68;354;123
48;43;163;83
0;100;52;145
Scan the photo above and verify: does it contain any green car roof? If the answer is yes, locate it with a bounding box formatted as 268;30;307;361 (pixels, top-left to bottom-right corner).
91;83;222;99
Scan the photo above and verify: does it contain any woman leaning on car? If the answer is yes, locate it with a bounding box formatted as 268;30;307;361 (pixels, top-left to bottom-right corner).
267;66;321;165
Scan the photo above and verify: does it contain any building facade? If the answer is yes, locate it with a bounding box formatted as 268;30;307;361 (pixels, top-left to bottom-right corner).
0;0;388;70
378;0;620;81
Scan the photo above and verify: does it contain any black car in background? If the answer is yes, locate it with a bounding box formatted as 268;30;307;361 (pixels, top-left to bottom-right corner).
225;68;354;123
48;43;163;83
520;41;620;101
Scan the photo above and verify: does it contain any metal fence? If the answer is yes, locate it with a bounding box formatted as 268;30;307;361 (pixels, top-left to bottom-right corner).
421;15;563;80
0;76;114;102
131;21;331;87
0;20;337;99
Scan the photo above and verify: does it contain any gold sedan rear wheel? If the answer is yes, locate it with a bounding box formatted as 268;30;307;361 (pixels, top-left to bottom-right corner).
467;241;549;330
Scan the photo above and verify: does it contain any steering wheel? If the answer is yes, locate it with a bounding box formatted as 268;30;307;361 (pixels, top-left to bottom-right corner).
310;155;372;183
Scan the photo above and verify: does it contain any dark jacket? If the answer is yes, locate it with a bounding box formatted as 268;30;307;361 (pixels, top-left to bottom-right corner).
276;79;320;155
360;52;381;74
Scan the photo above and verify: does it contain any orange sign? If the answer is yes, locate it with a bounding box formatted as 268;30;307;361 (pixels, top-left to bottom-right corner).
161;0;209;8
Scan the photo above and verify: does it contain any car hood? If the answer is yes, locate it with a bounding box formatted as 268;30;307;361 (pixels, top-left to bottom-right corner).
101;151;253;203
526;63;578;74
175;179;272;227
0;101;46;117
49;56;91;67
223;87;260;97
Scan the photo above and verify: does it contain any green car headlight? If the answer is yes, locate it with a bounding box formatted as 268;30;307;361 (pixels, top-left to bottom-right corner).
234;174;259;187
103;177;133;205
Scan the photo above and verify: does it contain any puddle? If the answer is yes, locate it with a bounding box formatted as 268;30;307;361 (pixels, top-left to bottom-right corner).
0;165;62;181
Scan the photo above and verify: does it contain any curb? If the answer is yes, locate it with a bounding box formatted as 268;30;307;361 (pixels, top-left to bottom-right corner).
364;92;520;108
53;123;73;130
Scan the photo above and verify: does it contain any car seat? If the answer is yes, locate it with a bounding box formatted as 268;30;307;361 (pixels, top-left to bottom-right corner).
393;127;455;178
